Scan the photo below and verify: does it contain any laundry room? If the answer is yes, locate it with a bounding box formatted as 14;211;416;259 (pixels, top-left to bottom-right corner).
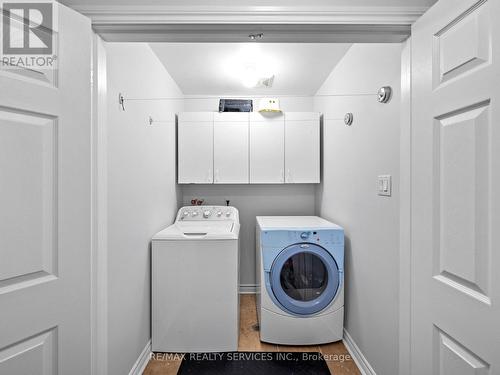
98;39;403;375
3;1;497;375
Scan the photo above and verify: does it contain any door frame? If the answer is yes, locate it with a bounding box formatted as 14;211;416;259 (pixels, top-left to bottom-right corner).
86;5;420;374
79;4;426;43
91;34;109;375
399;37;413;375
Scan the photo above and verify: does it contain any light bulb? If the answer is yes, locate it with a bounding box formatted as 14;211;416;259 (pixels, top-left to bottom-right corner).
241;65;258;88
242;75;258;88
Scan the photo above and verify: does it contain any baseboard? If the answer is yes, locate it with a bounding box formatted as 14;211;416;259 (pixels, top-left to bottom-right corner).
239;284;257;294
128;340;151;375
343;329;376;375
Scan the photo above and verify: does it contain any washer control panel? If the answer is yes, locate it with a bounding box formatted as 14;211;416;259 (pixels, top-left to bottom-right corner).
177;205;238;221
282;230;344;246
300;232;310;240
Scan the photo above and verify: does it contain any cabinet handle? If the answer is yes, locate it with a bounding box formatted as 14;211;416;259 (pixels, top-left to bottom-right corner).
280;169;284;183
207;169;212;182
215;169;219;183
286;169;292;183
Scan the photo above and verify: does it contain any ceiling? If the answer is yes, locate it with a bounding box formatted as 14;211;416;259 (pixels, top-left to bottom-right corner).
60;0;436;7
150;43;352;96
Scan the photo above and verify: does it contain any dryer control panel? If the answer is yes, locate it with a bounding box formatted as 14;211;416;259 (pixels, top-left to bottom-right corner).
177;205;239;221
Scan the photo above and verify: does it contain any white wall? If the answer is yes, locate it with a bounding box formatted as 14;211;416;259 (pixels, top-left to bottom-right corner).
105;43;183;375
181;96;315;288
182;184;316;288
314;44;402;375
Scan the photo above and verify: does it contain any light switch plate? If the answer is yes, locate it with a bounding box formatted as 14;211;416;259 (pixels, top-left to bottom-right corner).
378;175;392;196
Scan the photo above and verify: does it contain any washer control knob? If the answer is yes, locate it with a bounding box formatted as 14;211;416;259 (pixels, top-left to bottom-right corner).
225;211;231;217
217;211;222;217
300;232;310;240
203;210;211;218
192;211;198;217
183;211;189;216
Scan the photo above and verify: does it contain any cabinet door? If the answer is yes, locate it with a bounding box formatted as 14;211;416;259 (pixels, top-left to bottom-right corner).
285;113;320;183
249;113;285;183
214;113;249;183
178;113;213;183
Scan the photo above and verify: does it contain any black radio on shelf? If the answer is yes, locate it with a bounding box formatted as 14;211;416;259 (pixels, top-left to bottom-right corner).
219;99;253;112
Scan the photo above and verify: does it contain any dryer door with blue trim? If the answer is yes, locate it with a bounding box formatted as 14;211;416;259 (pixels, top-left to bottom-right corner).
270;243;340;316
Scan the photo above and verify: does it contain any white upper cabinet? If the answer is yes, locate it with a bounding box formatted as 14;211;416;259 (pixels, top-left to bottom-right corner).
285;112;320;183
249;113;285;184
177;112;320;184
213;113;249;184
178;112;214;184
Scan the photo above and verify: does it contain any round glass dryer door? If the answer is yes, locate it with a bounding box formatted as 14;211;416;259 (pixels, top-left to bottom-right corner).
270;243;340;315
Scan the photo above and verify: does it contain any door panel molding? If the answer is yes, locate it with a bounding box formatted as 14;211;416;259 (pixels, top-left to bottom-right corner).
432;100;491;304
432;0;491;87
0;327;58;375
434;327;490;375
0;107;58;293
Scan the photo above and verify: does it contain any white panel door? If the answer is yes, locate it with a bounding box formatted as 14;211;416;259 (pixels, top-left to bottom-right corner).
249;113;284;183
214;113;249;183
285;112;320;183
411;1;500;374
178;112;213;184
0;3;93;375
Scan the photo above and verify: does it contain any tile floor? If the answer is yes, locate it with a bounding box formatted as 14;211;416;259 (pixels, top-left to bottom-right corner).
143;294;361;374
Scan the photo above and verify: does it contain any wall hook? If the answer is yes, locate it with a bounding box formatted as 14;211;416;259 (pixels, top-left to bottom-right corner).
377;86;392;104
148;116;153;125
118;93;125;111
344;112;354;126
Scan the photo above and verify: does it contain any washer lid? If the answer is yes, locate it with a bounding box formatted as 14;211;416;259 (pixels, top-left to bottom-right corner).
153;221;239;240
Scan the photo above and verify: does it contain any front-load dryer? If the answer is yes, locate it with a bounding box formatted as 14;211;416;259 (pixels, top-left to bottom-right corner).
256;216;344;345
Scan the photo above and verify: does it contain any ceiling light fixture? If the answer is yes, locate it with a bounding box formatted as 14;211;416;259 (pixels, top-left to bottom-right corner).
223;43;276;89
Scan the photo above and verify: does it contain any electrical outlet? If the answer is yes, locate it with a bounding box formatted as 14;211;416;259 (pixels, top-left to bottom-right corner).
378;175;392;196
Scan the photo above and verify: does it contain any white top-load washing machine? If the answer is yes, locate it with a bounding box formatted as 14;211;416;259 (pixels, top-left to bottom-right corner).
152;206;240;352
256;216;344;345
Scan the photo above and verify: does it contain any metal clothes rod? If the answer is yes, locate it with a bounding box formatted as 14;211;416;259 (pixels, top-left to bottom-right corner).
118;86;391;111
122;93;376;101
119;87;390;126
149;117;351;125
